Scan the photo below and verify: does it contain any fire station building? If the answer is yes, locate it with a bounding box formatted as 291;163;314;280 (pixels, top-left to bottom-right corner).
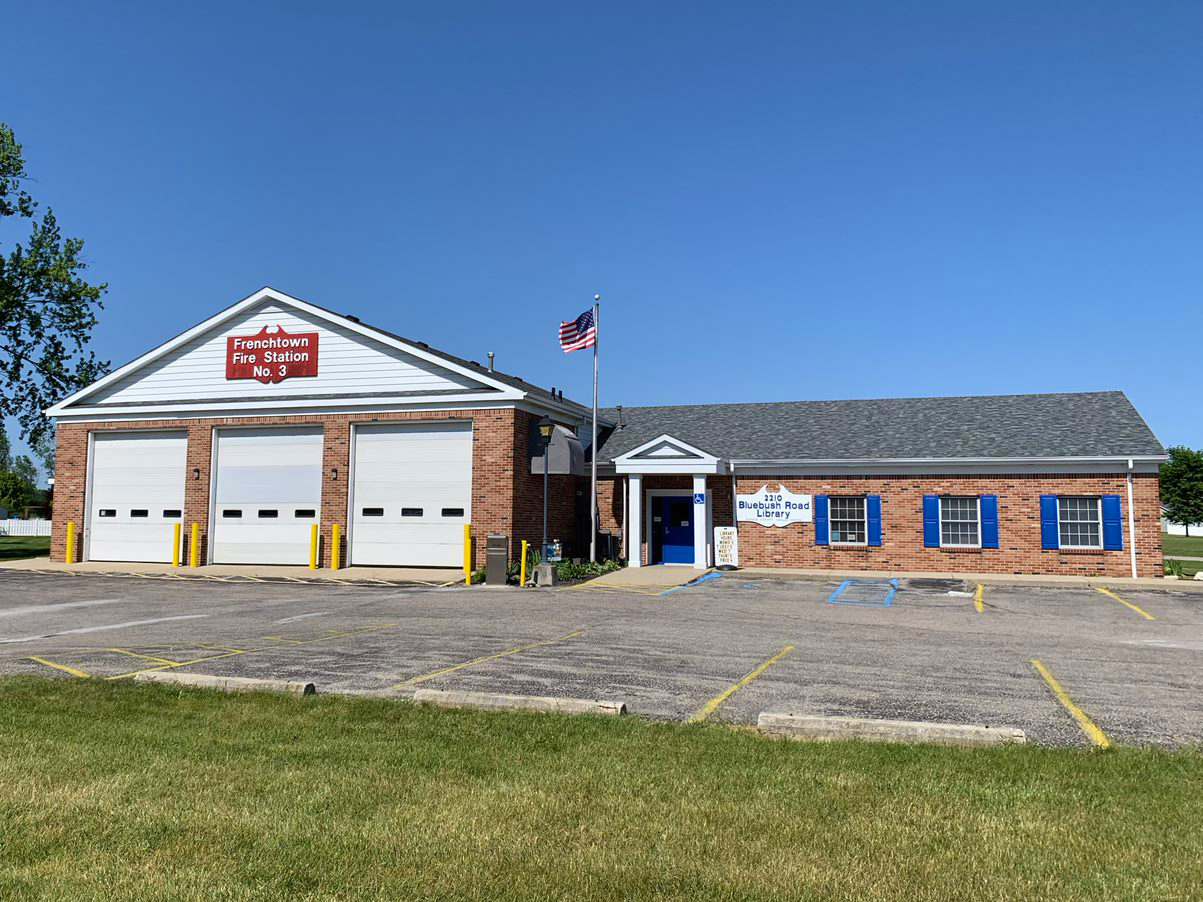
48;287;1167;579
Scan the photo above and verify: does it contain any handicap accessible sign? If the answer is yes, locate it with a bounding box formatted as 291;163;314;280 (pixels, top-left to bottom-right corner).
736;485;813;527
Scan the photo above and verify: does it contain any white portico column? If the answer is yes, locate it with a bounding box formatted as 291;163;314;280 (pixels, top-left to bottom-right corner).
628;474;643;567
692;473;708;570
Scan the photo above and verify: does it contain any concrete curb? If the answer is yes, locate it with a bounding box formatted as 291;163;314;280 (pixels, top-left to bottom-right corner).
735;567;1203;593
134;671;316;696
413;688;626;716
757;712;1025;746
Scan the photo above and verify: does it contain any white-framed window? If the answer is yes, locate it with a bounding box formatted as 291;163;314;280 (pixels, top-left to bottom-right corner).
940;496;980;547
1058;496;1102;549
829;496;866;545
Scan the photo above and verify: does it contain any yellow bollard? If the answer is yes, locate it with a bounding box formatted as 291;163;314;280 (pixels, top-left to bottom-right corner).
520;539;528;588
65;520;76;565
331;524;341;571
190;523;200;568
309;523;319;570
464;523;471;586
172;523;181;568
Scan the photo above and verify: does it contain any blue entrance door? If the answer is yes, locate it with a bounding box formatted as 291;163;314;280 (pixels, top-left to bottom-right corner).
652;496;694;564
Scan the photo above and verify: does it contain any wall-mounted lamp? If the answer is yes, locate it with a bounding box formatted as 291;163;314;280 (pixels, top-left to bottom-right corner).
330;467;339;480
192;467;200;480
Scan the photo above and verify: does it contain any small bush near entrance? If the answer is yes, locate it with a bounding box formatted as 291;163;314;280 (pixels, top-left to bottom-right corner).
0;678;1201;901
555;558;622;581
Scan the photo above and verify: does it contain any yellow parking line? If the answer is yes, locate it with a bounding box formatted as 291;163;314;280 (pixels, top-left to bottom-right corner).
393;629;583;689
689;644;795;723
1095;587;1154;621
108;647;182;666
28;656;91;679
1030;659;1110;748
974;584;984;613
106;623;399;681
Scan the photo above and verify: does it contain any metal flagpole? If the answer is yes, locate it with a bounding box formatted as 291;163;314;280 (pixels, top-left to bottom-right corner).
590;295;600;563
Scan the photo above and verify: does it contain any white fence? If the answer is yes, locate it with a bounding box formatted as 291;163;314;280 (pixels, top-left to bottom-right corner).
0;519;53;537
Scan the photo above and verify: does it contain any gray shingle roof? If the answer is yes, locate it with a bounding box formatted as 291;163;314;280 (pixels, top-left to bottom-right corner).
598;392;1164;462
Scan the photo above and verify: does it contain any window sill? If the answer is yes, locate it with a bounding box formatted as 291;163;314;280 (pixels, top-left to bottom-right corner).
1051;548;1106;555
826;543;871;550
938;546;984;553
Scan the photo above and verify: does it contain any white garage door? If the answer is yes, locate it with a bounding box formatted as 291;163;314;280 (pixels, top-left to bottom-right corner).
211;427;323;565
350;422;472;567
87;431;187;563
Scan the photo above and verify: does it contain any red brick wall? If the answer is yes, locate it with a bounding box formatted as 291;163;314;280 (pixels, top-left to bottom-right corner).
51;408;576;568
510;410;578;559
598;472;1163;577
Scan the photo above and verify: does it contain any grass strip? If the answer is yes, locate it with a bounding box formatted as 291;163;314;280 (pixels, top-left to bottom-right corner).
0;676;1200;901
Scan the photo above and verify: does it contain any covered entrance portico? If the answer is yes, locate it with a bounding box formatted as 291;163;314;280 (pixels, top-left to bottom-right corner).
613;434;726;570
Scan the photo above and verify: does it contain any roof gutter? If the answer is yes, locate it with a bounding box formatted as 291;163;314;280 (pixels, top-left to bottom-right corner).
728;455;1168;466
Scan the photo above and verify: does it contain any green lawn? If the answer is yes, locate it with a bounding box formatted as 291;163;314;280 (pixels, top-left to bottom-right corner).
1163;532;1203;558
1;679;1200;901
0;536;49;561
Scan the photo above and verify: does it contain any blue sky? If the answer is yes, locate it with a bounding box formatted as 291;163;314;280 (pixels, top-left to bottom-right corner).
4;1;1201;472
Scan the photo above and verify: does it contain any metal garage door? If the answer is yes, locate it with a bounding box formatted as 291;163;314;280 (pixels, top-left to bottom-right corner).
211;427;323;565
87;431;187;563
350;422;472;567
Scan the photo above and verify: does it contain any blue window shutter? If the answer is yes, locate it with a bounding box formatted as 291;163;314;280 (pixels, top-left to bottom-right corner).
867;495;882;547
980;495;999;549
815;495;829;545
922;495;940;547
1040;495;1059;550
1102;495;1123;551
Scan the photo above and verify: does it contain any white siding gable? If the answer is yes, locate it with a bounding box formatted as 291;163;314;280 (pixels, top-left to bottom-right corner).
86;301;485;406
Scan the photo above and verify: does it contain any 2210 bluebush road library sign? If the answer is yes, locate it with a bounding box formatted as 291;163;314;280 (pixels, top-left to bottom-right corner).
45;287;1168;579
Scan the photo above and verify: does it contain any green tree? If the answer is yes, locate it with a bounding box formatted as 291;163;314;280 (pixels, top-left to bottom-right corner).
0;454;39;514
1161;446;1203;537
1;122;108;445
0;422;10;471
29;424;54;479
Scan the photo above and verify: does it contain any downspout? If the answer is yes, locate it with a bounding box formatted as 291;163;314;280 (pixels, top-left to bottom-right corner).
1127;458;1138;579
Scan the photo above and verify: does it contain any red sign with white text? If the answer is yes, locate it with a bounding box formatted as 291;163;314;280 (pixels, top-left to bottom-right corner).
226;326;319;384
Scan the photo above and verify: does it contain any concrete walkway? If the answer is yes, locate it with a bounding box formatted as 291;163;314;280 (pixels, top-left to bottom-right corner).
734;565;1203;592
582;566;713;590
0;556;463;585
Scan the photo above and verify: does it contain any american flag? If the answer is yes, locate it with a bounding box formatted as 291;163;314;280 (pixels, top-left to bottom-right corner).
558;309;596;353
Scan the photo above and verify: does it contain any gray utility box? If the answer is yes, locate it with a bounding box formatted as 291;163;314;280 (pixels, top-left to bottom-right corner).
486;534;509;585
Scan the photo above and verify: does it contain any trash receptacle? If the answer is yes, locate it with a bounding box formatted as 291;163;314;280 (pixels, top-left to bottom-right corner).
486;534;509;585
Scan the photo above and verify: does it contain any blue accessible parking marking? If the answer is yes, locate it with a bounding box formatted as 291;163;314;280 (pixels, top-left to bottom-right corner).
826;578;899;608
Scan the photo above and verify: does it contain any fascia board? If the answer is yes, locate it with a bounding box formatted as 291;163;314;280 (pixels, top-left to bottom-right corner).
48;393;528;422
614;459;727;475
729;456;1166;475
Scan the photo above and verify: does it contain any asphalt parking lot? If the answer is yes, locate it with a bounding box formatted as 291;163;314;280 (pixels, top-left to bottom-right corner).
1;569;1200;748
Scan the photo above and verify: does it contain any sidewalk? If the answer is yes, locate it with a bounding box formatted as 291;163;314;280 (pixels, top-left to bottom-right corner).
734;565;1203;593
0;557;464;586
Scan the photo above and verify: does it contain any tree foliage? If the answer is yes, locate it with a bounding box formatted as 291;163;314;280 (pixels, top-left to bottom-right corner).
1;122;108;445
0;455;40;513
1161;446;1203;536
